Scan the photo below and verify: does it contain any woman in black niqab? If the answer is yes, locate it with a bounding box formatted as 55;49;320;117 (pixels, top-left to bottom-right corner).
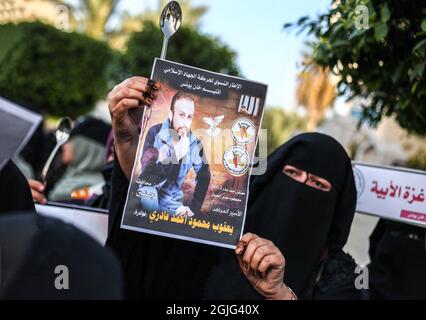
0;161;123;299
0;212;123;300
205;133;359;299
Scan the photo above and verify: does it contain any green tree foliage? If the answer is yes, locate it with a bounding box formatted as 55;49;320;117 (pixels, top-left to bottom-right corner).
285;0;426;135
118;0;207;34
52;0;207;49
51;0;120;40
407;148;426;170
110;0;208;50
0;22;113;118
77;0;120;40
296;61;336;131
119;21;240;80
262;107;307;155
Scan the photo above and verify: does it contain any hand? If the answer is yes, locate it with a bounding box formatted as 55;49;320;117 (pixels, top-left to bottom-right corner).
235;233;295;300
173;134;190;161
158;144;172;164
28;179;47;204
107;77;160;178
175;206;195;218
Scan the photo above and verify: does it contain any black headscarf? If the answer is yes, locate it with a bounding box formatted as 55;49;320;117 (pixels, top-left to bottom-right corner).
0;160;35;214
70;116;112;146
369;219;426;299
0;212;123;299
205;133;356;299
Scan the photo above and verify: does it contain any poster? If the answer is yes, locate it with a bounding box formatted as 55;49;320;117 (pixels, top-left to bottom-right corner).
0;96;42;170
121;59;267;249
353;162;426;228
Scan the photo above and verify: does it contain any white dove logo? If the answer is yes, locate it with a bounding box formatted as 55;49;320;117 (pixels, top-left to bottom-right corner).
203;115;225;137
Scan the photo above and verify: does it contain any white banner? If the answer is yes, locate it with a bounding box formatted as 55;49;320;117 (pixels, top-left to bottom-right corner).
353;162;426;228
0;96;43;170
35;203;108;244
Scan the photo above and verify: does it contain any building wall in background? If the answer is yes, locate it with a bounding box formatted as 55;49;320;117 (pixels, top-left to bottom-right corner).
0;0;59;25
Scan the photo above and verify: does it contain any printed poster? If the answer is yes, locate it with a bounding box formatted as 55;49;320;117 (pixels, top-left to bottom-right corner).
121;59;267;249
0;96;42;170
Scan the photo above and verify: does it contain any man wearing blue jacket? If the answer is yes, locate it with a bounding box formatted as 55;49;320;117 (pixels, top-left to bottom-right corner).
138;91;210;217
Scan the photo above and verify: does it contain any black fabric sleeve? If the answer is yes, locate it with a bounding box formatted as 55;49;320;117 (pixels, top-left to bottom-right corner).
311;251;362;300
106;159;130;238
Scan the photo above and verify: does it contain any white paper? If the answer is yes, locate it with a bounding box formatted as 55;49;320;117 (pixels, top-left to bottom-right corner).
35;203;109;245
0;96;43;170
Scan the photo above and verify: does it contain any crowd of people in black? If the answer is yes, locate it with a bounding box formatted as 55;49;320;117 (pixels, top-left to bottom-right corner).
0;76;425;300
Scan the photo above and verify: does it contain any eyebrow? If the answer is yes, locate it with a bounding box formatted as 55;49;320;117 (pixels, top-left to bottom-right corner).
309;174;329;182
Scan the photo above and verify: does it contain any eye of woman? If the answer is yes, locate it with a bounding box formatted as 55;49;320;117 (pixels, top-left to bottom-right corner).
306;175;332;192
282;165;307;183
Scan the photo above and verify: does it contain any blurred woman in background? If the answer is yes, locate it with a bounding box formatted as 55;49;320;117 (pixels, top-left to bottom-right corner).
48;117;111;203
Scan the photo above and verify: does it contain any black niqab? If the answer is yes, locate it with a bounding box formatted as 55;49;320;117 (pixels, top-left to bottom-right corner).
205;133;356;299
369;219;426;299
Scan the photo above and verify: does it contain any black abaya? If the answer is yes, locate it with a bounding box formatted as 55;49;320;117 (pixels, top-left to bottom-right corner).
0;160;35;214
106;161;219;299
0;212;123;299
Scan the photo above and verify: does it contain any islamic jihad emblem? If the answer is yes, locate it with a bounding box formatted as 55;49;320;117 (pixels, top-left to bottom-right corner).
231;118;255;145
223;146;250;177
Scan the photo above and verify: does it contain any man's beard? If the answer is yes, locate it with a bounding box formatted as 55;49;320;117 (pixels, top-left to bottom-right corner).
171;119;188;140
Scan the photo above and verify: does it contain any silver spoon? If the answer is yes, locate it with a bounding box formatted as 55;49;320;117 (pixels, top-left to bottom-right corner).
159;1;182;59
40;117;73;183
